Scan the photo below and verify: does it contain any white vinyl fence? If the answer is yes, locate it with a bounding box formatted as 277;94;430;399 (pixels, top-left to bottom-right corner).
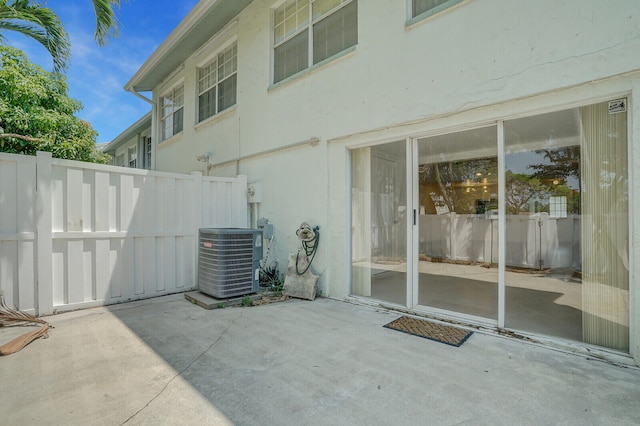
0;151;248;315
420;213;580;269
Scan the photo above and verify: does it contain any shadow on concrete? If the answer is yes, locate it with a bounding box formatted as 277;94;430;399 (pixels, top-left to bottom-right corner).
2;294;640;425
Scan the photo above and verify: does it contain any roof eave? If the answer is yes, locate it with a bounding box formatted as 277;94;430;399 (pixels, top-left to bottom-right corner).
125;0;252;93
104;111;152;153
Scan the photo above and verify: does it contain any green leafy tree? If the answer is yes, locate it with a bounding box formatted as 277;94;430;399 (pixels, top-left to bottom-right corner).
420;157;498;214
529;146;580;183
0;45;108;163
505;170;549;214
529;146;581;214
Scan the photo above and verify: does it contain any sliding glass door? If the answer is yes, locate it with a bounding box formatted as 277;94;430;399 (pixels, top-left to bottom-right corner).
415;126;498;320
504;101;629;351
350;98;629;352
351;141;408;306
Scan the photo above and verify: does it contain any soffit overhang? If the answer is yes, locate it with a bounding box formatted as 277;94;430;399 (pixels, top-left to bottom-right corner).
104;111;152;152
125;0;253;93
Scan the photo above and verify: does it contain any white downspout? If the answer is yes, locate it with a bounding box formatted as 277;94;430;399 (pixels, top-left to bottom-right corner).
128;87;153;105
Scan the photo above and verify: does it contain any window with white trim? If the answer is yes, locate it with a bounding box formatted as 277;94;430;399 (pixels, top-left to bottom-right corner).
143;136;152;169
411;0;463;20
128;146;137;168
198;43;237;122
273;0;357;84
160;85;184;141
549;196;568;218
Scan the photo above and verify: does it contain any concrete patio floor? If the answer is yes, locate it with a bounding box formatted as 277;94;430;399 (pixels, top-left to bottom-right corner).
1;294;639;425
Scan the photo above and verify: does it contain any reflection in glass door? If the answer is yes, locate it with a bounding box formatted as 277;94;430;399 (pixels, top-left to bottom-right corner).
416;127;498;320
351;141;407;305
504;101;629;351
349;99;629;353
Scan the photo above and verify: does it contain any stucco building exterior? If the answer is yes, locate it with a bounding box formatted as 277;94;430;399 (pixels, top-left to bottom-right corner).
104;112;152;169
118;0;640;364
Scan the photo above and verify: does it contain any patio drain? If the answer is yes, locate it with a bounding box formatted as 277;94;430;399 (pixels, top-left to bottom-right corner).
384;316;473;347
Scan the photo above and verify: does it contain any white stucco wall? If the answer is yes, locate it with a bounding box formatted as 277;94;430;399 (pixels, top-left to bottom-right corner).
153;0;640;176
148;0;640;361
106;126;151;168
111;134;138;166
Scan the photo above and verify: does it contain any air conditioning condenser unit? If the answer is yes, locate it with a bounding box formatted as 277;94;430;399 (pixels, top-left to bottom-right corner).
197;228;263;298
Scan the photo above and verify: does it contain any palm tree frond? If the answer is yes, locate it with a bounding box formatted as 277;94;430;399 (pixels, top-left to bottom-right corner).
92;0;123;46
0;290;50;356
0;0;70;72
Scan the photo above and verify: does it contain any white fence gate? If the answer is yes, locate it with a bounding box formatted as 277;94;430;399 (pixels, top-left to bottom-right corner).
0;151;248;315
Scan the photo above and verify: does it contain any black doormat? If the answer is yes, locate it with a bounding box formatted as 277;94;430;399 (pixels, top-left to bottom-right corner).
384;316;473;347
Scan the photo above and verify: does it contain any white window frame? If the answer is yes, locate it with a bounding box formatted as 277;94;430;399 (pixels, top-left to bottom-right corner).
160;84;184;141
407;0;465;26
549;196;568;218
143;135;152;169
197;41;238;123
272;0;357;84
128;146;137;168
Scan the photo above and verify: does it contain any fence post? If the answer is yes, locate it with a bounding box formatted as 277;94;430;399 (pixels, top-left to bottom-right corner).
192;172;203;289
235;175;248;228
35;151;53;316
192;171;203;232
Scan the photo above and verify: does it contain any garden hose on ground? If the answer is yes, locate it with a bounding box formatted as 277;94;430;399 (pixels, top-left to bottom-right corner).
295;222;319;275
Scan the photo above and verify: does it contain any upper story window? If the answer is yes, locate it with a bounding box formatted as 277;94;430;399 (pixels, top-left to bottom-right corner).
411;0;463;20
273;0;357;84
198;43;237;123
160;85;184;141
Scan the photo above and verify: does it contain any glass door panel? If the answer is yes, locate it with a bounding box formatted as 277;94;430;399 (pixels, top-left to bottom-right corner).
351;141;407;305
416;126;498;320
504;101;629;352
349;100;628;353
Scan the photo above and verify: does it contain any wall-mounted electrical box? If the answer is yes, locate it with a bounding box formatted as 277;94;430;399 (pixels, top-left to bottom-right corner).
257;217;274;239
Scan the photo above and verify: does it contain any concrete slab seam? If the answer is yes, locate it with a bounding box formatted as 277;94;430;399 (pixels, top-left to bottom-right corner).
120;310;244;424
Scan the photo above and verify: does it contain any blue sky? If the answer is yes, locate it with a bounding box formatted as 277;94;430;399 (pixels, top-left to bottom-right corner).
5;0;199;143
